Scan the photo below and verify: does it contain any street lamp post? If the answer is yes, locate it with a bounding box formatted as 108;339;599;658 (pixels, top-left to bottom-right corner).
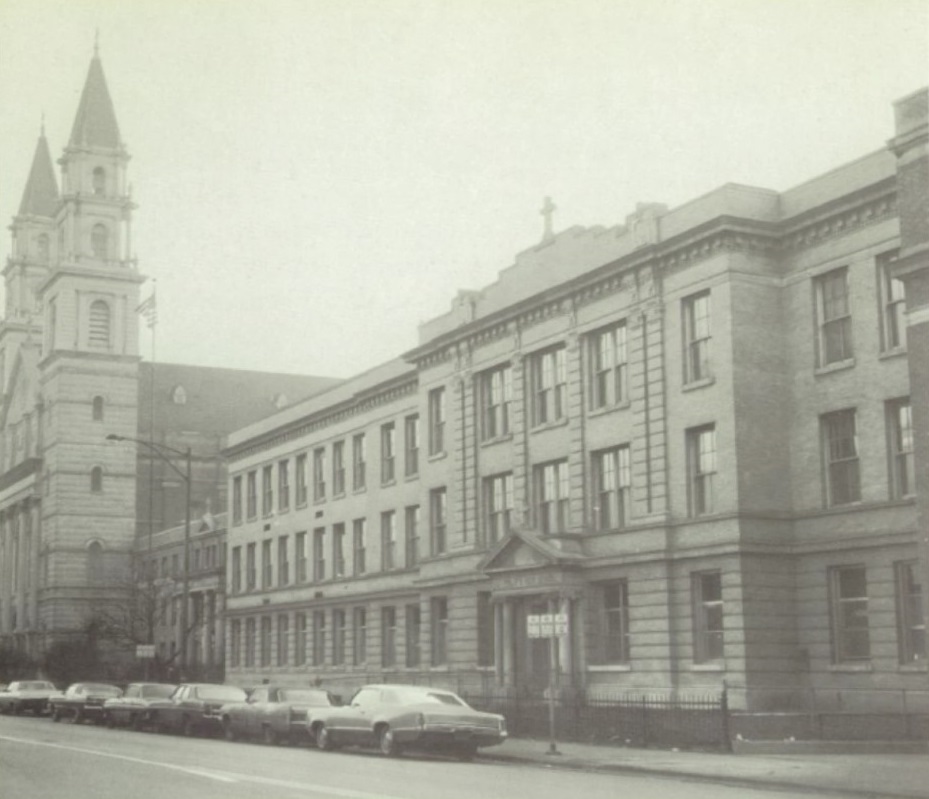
107;433;192;677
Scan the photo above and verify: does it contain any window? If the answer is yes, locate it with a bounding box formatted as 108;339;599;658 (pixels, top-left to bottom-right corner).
815;268;853;366
888;399;915;499
381;510;396;570
277;615;289;666
229;620;241;668
87;541;104;583
246;471;257;519
535;460;569;533
593;446;631;530
590;323;628;407
313;448;326;501
295;613;307;665
830;565;870;662
277;536;289;586
88;300;111;348
683;291;711;383
245;543;256;590
353;518;366;575
480;365;512;439
352;433;366;490
262;465;273;516
353;607;367;665
687;425;716;516
332;609;346;665
312;610;326;666
595;581;630;664
172;553;179;577
232;476;242;525
91;224;108;259
896;561;925;664
260;616;272;666
90;466;103;493
92;166;105;195
245;618;256;667
332;523;346;578
430;487;447;555
313;528;326;581
404;505;420;568
430;597;448;665
261;539;272;588
381;422;396;483
278;460;290;511
332;440;345;495
477;592;494;668
231;546;241;593
295;531;307;583
428;387;446;455
295;454;308;506
531;347;567;425
878;251;905;351
484;473;513;544
821;410;860;506
37;233;49;262
92;396;104;421
405;604;421;667
404;415;419;476
693;571;723;663
381;606;397;667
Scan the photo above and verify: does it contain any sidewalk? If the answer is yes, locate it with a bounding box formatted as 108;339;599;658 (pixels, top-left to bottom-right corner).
482;737;929;798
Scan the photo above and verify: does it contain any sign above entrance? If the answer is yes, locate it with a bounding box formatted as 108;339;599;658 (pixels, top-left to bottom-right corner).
527;613;568;638
135;644;156;659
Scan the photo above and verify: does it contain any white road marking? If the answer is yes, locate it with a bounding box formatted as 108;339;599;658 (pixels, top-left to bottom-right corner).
0;733;409;798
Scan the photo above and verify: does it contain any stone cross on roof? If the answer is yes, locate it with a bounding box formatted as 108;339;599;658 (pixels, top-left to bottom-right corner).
540;196;556;244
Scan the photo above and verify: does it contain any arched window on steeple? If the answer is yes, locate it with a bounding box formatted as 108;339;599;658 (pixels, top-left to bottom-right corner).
37;234;49;263
90;466;103;493
91;224;108;259
87;541;104;583
93;167;106;195
88;300;111;349
92;396;105;421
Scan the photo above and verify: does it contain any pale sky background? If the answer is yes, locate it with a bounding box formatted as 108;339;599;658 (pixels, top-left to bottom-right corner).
0;1;926;380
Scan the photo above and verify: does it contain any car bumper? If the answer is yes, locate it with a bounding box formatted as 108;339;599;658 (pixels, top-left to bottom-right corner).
395;726;506;750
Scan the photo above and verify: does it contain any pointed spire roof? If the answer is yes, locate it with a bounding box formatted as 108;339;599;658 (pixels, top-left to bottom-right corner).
68;49;121;149
18;129;59;217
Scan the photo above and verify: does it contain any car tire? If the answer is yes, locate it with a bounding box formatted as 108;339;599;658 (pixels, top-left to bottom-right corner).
11;702;21;715
182;716;197;737
151;712;167;734
455;744;478;762
130;713;144;732
51;707;61;722
222;718;237;742
105;712;115;729
70;709;83;725
315;724;336;752
262;725;278;746
378;726;402;757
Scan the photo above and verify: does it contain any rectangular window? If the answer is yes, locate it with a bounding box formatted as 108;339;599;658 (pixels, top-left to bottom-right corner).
531;347;567;425
262;465;273;516
683;291;711;383
332;609;346;665
381;422;396;484
381;510;396;570
277;614;289;666
477;592;494;668
353;518;366;575
430;597;448;665
332;440;345;496
484;472;513;544
878;251;905;351
261;539;272;588
404;415;419;476
405;604;421;667
312;610;326;666
896;561;925;664
295;531;307;583
246;471;257;519
277;535;289;586
597;581;630;664
352;433;366;490
404;505;420;568
232;476;243;524
294;613;307;666
428;387;446;455
590;323;628;408
313;448;326;501
888;399;915;499
830;565;870;662
246;543;256;591
693;571;723;663
352;607;367;665
381;606;397;667
480;365;512;440
313;527;326;581
332;522;346;578
295;453;308;506
278;460;290;512
260;616;272;666
430;487;447;555
815;268;853;366
687;425;716;516
245;618;256;667
822;409;860;506
231;546;242;594
593;446;631;530
229;619;241;668
535;460;569;533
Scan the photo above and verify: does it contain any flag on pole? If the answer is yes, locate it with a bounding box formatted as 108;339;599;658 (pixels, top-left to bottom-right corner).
136;293;157;329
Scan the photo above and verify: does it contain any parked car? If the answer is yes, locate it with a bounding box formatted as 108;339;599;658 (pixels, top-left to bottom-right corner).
102;682;177;730
219;685;338;745
310;684;507;761
0;680;61;715
148;683;248;737
49;683;123;724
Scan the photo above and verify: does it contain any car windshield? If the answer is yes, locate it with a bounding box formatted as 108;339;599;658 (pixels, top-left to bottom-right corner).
141;684;176;698
279;689;333;705
197;686;246;702
396;689;466;707
22;682;53;690
84;684;121;696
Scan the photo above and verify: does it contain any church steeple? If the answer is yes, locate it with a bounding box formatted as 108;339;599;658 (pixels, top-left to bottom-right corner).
17;127;59;218
68;45;122;150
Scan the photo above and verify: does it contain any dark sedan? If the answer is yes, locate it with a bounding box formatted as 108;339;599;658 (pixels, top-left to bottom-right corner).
49;683;123;724
102;682;177;730
0;680;61;715
148;683;248;737
311;684;506;761
219;686;338;745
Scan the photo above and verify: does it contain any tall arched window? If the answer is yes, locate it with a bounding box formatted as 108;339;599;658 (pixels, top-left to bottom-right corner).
88;300;111;349
90;466;103;493
93;167;106;195
91;224;108;259
92;396;104;421
87;541;104;583
37;234;49;263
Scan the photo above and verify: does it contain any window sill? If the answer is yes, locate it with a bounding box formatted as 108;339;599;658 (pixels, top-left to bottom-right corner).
828;662;873;673
404;472;419;482
352;486;367;495
691;663;725;672
429;665;450;672
480;433;513;448
682;377;715;393
588;401;630;419
381;479;396;489
313;498;327;506
879;347;907;360
587;664;632;673
898;662;927;673
815;358;856;377
332;491;345;501
428;451;448;463
277;508;290;516
530;417;569;434
295;501;308;510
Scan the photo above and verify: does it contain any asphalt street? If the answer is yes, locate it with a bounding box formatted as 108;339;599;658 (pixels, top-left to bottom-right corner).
0;714;864;799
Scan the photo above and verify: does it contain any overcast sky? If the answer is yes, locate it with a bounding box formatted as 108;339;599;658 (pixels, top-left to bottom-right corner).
0;1;926;380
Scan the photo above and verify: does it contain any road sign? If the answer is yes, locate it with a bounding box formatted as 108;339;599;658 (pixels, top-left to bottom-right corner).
136;644;156;659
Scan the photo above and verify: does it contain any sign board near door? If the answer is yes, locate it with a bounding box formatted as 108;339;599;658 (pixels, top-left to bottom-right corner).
527;613;568;638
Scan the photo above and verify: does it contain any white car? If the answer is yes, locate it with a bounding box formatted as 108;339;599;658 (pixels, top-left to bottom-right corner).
0;680;61;715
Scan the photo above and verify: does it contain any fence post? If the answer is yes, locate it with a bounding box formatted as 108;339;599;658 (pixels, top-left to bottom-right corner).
641;695;648;747
721;682;732;752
